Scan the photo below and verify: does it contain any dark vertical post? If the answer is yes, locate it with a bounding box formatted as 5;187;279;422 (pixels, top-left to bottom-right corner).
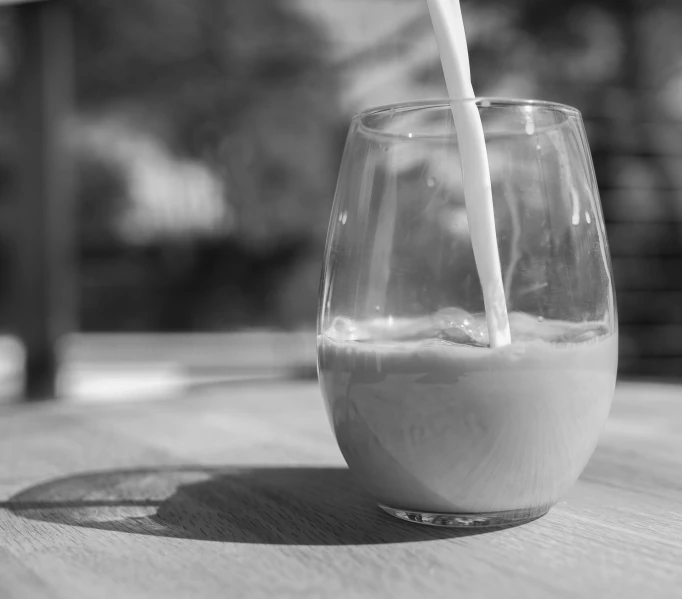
14;0;75;399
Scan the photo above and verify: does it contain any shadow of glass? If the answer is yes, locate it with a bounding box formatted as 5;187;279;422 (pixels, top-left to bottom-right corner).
4;466;518;545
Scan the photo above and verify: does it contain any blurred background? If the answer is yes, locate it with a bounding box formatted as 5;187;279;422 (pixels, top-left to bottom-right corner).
0;0;681;400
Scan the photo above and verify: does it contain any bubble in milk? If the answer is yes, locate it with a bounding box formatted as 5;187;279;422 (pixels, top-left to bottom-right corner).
389;108;396;118
432;307;471;329
427;177;437;188
330;317;358;341
431;307;489;347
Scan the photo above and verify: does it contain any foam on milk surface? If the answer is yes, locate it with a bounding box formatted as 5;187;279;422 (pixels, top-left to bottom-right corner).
327;309;610;347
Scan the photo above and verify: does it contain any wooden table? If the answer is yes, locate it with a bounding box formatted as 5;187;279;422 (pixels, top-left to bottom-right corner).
1;381;681;598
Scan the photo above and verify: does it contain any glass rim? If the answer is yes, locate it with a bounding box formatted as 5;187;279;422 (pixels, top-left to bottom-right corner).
354;97;582;141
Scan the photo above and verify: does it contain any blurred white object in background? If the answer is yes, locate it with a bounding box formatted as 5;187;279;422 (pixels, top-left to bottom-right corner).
73;118;232;244
0;336;25;402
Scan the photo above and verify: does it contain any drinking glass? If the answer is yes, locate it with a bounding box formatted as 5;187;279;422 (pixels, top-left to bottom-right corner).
317;98;618;527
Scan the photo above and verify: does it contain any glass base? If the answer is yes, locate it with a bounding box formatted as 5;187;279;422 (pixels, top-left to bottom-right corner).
379;503;551;528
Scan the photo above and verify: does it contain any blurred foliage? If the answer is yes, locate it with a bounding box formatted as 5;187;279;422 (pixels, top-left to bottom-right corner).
0;0;681;375
67;0;343;330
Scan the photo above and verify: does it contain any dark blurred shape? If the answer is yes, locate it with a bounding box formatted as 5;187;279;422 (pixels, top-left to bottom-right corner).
7;0;75;399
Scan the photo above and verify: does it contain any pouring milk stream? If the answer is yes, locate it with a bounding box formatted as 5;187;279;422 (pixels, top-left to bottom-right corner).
425;0;511;347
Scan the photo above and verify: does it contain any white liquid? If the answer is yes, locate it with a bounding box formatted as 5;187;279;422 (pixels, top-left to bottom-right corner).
426;0;511;347
318;314;617;513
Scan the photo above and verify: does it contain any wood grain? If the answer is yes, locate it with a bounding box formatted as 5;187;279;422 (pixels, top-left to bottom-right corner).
0;381;681;598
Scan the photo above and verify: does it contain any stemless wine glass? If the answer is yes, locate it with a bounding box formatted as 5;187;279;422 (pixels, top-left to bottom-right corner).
317;98;618;527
